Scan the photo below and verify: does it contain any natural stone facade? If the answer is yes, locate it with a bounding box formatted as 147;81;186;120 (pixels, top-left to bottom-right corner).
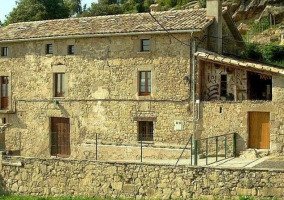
0;1;283;161
1;157;284;199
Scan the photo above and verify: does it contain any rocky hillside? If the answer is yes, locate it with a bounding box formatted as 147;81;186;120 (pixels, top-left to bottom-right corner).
182;0;284;45
226;0;284;45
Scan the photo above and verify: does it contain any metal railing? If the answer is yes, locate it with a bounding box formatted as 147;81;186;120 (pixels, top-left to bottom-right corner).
193;132;236;165
5;131;235;164
90;133;194;163
175;134;193;166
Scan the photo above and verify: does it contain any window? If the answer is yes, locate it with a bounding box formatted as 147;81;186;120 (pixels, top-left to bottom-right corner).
138;121;153;141
51;117;70;157
1;76;8;109
220;74;227;97
68;45;74;55
46;44;53;54
139;71;151;96
54;73;65;97
141;39;150;52
247;72;272;100
1;47;8;57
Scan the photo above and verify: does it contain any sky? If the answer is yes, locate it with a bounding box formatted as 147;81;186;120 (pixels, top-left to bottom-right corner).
0;0;97;23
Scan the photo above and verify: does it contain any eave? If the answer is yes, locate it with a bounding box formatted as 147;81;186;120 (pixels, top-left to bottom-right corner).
195;49;284;76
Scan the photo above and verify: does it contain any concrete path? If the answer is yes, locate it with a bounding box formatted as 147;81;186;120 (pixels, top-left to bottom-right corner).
125;156;276;168
207;156;273;168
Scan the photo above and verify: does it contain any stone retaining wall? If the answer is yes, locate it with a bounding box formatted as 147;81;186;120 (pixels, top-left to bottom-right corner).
0;156;283;199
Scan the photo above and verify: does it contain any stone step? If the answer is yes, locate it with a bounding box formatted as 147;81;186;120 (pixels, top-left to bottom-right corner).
239;149;270;159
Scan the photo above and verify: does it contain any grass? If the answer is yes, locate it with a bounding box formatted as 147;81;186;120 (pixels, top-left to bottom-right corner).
0;195;279;200
0;196;120;200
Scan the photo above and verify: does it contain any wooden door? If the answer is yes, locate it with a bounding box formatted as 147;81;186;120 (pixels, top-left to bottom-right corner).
0;130;5;150
1;76;8;109
248;112;270;149
51;117;70;157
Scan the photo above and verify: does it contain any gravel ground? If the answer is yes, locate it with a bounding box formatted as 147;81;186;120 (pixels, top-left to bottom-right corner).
252;157;284;169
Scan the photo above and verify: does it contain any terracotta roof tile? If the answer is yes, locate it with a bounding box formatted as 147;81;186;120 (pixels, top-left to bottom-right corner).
0;9;213;41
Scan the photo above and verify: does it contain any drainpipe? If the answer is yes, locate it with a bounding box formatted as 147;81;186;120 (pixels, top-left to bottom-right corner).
192;38;198;141
185;35;200;139
188;37;201;124
192;37;196;139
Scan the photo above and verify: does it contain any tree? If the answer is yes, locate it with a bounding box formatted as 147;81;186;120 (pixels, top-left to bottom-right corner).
98;0;118;5
143;0;155;12
64;0;82;16
41;0;70;19
80;0;124;17
4;0;70;25
80;3;123;17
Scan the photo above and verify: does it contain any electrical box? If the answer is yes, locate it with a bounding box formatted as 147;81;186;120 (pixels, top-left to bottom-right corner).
174;120;184;131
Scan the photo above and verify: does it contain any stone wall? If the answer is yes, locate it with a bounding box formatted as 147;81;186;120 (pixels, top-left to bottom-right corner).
1;156;284;199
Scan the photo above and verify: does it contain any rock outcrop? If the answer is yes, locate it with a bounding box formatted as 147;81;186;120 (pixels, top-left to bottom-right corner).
223;0;284;43
224;0;284;24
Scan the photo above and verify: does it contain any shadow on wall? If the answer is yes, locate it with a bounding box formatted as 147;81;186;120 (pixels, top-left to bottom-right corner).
0;175;9;196
236;133;246;156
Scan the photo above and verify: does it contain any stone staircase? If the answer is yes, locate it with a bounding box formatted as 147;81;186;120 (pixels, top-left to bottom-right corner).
240;149;270;158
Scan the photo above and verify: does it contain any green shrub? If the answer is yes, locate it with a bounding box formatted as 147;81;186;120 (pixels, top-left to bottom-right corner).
250;17;270;34
262;45;284;63
241;43;263;61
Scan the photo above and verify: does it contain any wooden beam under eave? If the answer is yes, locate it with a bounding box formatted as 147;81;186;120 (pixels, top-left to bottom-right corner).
198;58;277;76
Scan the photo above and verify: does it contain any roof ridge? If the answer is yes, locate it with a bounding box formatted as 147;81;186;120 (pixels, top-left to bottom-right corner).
7;8;206;26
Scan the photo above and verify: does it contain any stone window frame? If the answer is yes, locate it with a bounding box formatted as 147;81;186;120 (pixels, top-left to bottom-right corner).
134;65;156;99
137;121;154;141
51;65;68;98
65;39;79;56
41;40;58;56
133;35;155;54
0;72;12;113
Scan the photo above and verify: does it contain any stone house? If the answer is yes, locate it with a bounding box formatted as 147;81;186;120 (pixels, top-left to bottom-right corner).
0;0;283;161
